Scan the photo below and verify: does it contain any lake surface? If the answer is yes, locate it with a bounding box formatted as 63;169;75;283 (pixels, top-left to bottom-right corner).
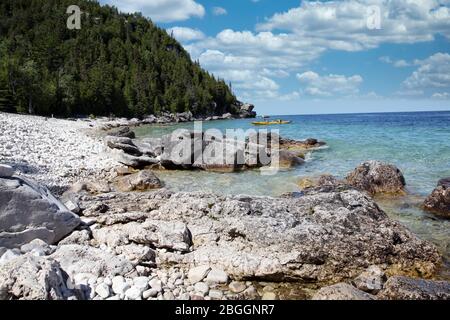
135;111;450;278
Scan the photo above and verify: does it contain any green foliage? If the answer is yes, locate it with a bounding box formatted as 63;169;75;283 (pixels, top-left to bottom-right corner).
0;0;238;117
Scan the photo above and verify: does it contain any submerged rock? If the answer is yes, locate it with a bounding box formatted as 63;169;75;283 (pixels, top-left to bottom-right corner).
379;276;450;300
346;160;406;195
0;176;81;249
312;283;376;300
423;178;450;217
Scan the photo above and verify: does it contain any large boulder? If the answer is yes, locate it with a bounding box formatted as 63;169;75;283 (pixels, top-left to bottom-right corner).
107;126;135;139
345;161;406;195
78;189;441;284
0;177;81;249
423;178;450;217
379;276;450;300
106;136;142;157
0;254;74;300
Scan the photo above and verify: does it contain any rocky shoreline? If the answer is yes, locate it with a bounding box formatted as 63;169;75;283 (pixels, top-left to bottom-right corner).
1;112;449;300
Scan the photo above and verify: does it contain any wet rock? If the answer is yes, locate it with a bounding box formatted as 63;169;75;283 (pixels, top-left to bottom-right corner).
277;150;305;168
379;276;450;300
423;178;450;217
114;170;163;192
313;283;376;300
346;160;406;195
0;176;81;249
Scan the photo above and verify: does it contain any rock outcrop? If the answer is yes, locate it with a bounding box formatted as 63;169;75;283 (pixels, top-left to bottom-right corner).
114;170;163;192
423;178;450;217
0;176;81;249
76;188;441;283
346;161;406;195
312;283;376;300
378;276;450;300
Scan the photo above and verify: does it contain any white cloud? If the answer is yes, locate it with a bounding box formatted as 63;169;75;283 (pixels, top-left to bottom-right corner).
167;27;205;42
379;56;412;67
297;71;363;97
212;7;227;16
257;0;450;50
432;92;450;99
402;53;450;96
103;0;205;22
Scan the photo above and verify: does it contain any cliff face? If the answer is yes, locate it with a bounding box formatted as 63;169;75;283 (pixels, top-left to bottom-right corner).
0;0;244;118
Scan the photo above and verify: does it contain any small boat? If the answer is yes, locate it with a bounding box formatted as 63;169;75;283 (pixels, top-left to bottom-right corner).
252;119;292;126
262;115;270;119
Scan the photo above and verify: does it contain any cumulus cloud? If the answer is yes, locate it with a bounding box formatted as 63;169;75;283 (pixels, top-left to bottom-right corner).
297;71;363;97
379;56;412;67
181;1;450;101
402;53;450;98
103;0;205;22
167;27;205;42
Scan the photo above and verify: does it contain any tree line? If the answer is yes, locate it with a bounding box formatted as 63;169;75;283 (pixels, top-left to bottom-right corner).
0;0;239;118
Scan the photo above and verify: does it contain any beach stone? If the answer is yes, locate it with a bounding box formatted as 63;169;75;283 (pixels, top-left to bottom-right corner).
0;164;14;177
143;288;158;299
188;266;211;284
20;239;50;254
114;170;162;192
0;176;81;249
58;230;91;246
346;160;406;195
95;283;111;299
112;276;130;295
312;283;376;300
205;268;228;284
352;266;386;294
261;292;278;300
0;249;21;266
125;286;143;300
163;291;175;300
423;178;450;217
149;279;162;292
229;281;247;293
133;277;149;291
209;289;224;300
379;276;450;300
194;282;210;296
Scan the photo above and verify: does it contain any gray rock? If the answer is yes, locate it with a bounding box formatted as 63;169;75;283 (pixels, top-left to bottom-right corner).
58;230;91;246
345;160;406;195
352;266;386;294
312;283;376;300
379;276;450;300
20;239;51;254
0;249;21;266
0;254;73;300
0;164;14;177
188;266;211;284
106;136;142;156
50;244;134;278
0;177;81;249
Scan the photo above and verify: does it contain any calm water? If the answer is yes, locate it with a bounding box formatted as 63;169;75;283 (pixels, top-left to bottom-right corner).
135;111;450;277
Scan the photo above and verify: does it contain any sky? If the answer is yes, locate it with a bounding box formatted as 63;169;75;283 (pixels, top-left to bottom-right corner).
98;0;450;115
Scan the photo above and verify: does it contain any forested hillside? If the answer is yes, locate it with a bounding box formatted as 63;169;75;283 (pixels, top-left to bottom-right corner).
0;0;239;117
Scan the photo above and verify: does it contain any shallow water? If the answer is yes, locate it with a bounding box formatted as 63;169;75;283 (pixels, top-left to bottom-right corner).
135;111;450;278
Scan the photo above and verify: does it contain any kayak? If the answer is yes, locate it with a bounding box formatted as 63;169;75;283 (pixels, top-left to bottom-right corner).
252;120;292;125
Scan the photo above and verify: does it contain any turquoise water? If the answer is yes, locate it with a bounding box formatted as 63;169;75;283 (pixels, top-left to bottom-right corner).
135;111;450;276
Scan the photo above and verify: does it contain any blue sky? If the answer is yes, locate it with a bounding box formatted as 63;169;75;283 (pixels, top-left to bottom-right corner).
99;0;450;115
